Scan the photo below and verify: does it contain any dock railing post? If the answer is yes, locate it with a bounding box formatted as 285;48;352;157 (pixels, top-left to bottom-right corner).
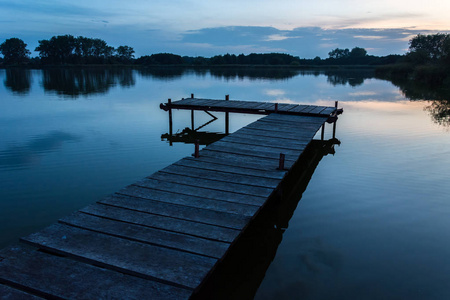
194;139;200;158
191;110;195;130
191;93;194;99
275;103;278;113
333;101;338;139
277;153;285;170
168;98;173;138
321;124;325;141
225;94;230;135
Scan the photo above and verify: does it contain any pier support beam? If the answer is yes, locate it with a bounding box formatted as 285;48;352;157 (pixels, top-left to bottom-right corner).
225;95;230;135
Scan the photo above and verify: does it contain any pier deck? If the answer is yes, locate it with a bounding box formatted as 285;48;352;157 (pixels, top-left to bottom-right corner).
0;98;338;299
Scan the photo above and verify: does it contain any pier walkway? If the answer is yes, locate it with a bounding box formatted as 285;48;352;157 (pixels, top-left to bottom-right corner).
0;98;339;299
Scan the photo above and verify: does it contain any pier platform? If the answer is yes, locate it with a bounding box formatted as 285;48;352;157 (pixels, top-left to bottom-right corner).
0;97;340;299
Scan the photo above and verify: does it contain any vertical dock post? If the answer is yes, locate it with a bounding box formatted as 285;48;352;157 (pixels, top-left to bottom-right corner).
191;110;195;130
194;139;200;158
225;94;230;135
277;153;285;170
191;93;194;99
275;103;278;113
321;124;325;141
168;98;173;138
333;101;338;139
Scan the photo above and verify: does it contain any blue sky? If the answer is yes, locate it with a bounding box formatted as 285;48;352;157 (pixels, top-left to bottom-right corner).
1;0;449;58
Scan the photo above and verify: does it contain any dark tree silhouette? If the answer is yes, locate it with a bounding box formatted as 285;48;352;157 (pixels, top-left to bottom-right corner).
36;35;115;64
408;33;450;61
328;48;350;59
350;47;367;58
116;46;135;62
0;38;30;64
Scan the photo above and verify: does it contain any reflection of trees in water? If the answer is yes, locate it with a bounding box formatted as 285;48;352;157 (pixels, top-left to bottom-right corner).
383;76;450;127
208;67;301;80
42;68;135;97
137;67;301;80
4;68;32;94
136;67;187;80
425;100;450;127
324;68;375;87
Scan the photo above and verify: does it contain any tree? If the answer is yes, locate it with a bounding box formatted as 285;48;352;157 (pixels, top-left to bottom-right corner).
350;47;367;58
0;38;30;64
409;33;450;61
328;48;350;59
116;45;135;62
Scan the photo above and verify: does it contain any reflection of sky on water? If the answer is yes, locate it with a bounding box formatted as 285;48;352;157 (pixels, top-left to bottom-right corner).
0;131;80;170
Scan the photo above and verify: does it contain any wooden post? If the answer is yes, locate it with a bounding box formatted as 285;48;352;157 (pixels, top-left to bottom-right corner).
333;119;337;139
333;101;338;139
191;110;194;130
191;93;194;99
275;103;278;113
168;98;173;137
194;140;200;158
277;153;285;170
321;123;325;141
225;95;229;134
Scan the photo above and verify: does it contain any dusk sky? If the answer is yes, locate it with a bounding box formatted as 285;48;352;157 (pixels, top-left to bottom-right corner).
1;0;449;58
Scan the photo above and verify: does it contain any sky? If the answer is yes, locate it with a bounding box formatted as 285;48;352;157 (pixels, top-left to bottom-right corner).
1;0;449;58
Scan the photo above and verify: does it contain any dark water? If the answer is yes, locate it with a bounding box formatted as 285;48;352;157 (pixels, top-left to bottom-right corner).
1;67;449;299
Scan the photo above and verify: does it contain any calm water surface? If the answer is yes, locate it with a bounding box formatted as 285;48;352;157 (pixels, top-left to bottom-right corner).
1;68;449;299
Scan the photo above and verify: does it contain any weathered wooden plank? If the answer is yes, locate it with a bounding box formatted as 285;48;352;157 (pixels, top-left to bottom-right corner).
230;101;267;110
272;103;293;111
149;170;274;197
233;127;316;142
118;185;260;217
204;142;302;162
254;119;325;129
286;104;308;112
175;157;285;179
200;148;296;170
208;140;304;159
320;107;336;116
134;178;266;206
252;102;276;110
21;224;217;290
60;212;230;259
159;164;280;189
187;150;293;172
244;120;323;133
0;246;192;299
276;104;299;112
83;201;242;241
260;113;328;125
287;105;314;113
220;134;308;152
0;284;42;299
309;106;329;114
223;129;310;147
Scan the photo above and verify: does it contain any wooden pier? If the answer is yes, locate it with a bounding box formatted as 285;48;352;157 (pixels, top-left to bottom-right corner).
0;97;341;299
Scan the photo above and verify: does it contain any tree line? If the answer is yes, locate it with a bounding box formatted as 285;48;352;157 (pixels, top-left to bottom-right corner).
0;35;135;65
1;33;449;68
375;33;450;86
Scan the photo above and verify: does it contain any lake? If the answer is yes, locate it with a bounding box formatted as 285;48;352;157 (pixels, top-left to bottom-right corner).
1;67;449;299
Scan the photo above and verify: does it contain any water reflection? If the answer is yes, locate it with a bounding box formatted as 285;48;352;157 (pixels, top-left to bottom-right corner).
4;68;32;94
137;67;188;80
0;131;80;170
324;68;374;87
382;76;450;127
192;139;339;299
161;128;227;145
41;68;135;97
